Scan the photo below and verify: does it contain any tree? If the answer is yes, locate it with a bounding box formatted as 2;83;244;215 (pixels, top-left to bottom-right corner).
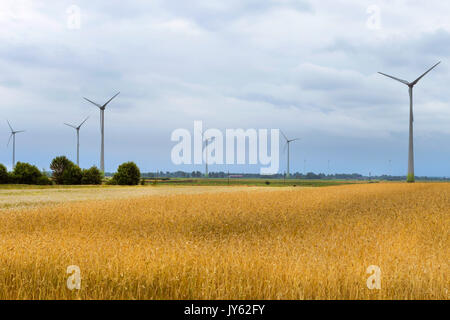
81;166;103;185
112;162;141;185
50;156;84;185
62;165;82;185
50;156;74;184
12;162;43;184
0;164;8;184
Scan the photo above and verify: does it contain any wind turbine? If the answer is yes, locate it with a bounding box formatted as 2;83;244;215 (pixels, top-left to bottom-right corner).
64;116;89;166
6;120;25;169
198;127;215;178
83;92;120;172
204;137;215;178
378;61;440;183
281;131;300;178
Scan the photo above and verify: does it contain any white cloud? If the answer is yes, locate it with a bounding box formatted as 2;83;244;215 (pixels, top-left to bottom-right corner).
0;0;448;175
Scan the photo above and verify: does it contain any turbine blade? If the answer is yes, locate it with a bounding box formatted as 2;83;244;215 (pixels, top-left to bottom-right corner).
410;61;441;86
283;141;288;153
78;115;90;128
15;130;25;134
102;92;120;108
7;133;12;147
280;130;288;141
83;97;102;108
378;72;410;85
64;123;77;129
6;120;13;132
291;138;300;142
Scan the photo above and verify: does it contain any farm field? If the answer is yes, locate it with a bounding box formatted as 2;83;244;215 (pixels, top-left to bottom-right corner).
0;182;448;299
0;184;276;210
0;179;361;210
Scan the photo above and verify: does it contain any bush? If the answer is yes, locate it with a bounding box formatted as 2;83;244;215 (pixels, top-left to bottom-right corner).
105;178;117;185
36;175;53;185
7;172;18;184
12;162;43;184
0;164;8;184
62;165;82;185
50;156;75;185
81;166;103;185
112;162;141;185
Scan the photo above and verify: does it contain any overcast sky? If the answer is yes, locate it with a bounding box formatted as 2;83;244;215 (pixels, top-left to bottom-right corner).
1;0;449;176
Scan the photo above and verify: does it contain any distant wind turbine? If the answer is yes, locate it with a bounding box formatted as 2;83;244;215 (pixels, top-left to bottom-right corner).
378;61;440;183
6;120;25;169
83;92;120;172
204;137;214;178
199;128;214;178
64;116;89;166
281;131;300;178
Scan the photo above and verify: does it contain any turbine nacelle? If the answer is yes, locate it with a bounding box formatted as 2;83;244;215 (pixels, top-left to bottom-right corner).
378;61;441;88
6;120;25;147
64;116;90;131
83;92;120;110
281;130;300;145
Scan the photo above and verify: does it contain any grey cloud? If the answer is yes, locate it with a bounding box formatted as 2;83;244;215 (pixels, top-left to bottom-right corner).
0;0;449;175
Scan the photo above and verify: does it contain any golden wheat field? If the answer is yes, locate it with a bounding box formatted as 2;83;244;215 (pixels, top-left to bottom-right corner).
0;183;448;300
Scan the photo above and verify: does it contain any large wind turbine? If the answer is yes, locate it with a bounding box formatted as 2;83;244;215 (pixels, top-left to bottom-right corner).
6;120;25;169
83;92;120;172
64;116;89;166
281;131;300;178
378;61;440;183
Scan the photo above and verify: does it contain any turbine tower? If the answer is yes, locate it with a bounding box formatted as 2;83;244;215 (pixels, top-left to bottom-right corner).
379;62;440;183
204;137;215;178
281;131;300;178
199;128;214;178
64;116;89;166
6;120;25;169
83;92;120;172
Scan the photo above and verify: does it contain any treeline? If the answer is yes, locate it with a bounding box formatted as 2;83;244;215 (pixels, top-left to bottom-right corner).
139;171;450;181
140;171;367;180
0;157;142;186
0;162;53;185
3;163;448;185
